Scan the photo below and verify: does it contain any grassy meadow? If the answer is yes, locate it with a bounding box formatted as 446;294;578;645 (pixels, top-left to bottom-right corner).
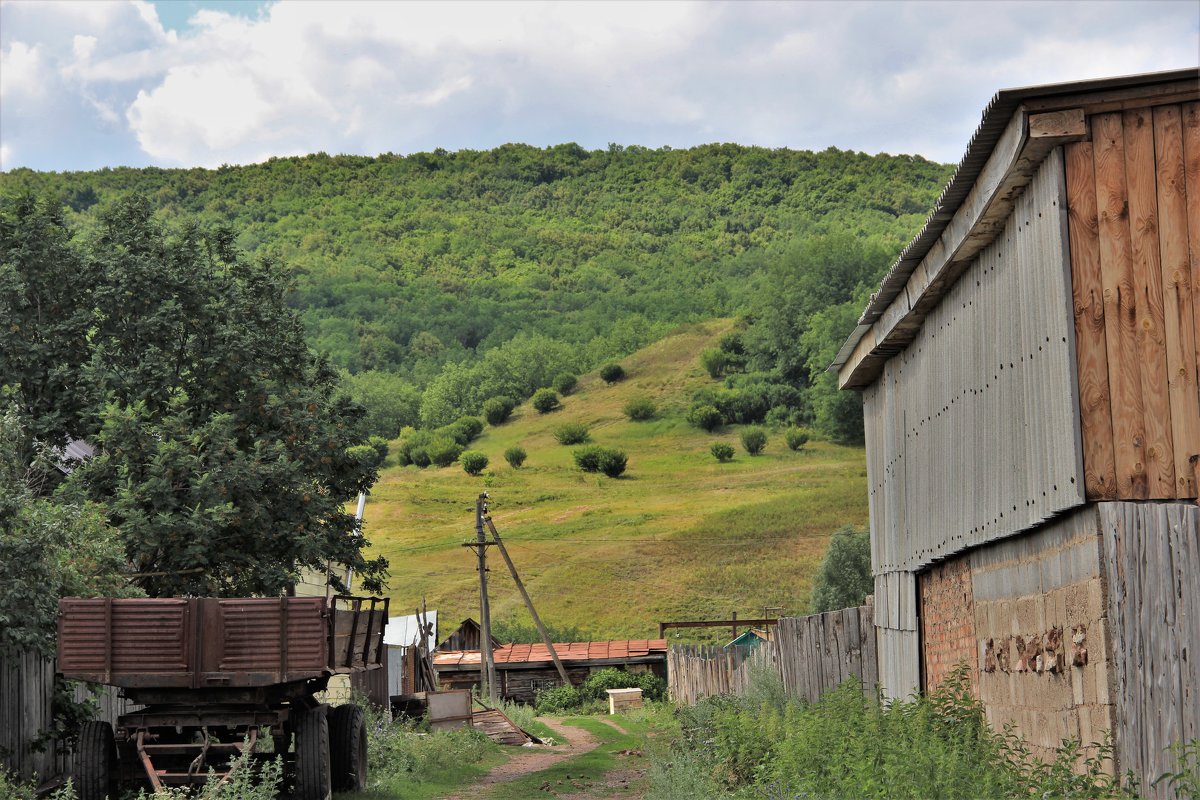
364;319;868;641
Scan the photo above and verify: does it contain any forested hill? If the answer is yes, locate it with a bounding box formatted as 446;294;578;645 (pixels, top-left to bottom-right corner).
1;144;951;438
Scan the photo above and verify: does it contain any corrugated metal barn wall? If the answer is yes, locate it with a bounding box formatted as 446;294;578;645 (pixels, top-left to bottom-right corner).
865;148;1088;697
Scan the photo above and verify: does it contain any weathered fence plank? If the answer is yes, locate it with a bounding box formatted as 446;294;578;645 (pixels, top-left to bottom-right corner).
668;604;878;706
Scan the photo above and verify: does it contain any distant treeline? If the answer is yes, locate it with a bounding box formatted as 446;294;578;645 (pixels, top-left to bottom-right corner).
1;143;951;442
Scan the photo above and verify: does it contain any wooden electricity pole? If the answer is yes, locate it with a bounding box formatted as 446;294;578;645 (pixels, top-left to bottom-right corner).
483;512;571;686
463;494;498;702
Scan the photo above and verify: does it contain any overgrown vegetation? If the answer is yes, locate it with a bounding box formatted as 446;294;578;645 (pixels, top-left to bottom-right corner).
533;668;666;714
649;666;1142;799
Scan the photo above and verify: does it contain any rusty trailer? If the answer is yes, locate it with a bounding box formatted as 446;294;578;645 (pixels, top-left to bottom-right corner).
57;595;388;800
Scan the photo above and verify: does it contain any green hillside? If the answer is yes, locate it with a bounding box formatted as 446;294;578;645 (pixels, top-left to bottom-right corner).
365;319;868;641
1;145;951;443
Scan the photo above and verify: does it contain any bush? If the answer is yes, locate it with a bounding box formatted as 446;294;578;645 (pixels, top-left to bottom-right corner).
809;525;872;613
623;395;656;421
785;428;810;451
459;451;488;476
574;446;627;477
409;447;431;468
599;363;625;383
534;685;583;715
444;416;483;445
531;388;561;414
553;422;590;445
711;442;735;462
700;347;730;379
740;427;768;455
482;396;515;426
503;446;527;468
426;437;464;467
688;403;723;431
553;372;578;395
581;668;666;702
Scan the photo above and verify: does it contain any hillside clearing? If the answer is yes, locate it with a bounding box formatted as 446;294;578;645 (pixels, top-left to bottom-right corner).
364;320;868;639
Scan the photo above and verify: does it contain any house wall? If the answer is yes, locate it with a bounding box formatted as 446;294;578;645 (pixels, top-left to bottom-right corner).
1064;101;1200;502
918;558;977;692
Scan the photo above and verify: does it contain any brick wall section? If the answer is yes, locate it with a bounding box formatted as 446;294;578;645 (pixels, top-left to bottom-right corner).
918;556;978;692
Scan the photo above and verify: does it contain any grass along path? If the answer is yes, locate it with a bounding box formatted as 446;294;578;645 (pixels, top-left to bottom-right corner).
365;320;869;640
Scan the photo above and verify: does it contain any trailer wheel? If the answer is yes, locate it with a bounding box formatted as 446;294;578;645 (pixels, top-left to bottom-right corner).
329;704;368;791
75;721;117;800
293;705;331;800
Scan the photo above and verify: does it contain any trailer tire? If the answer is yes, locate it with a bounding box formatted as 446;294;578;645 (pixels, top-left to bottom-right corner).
329;704;368;791
75;721;117;800
293;705;331;800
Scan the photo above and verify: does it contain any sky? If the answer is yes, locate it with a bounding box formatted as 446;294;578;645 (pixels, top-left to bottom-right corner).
1;0;1197;172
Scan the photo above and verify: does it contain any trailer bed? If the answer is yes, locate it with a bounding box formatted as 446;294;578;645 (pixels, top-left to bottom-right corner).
58;596;387;689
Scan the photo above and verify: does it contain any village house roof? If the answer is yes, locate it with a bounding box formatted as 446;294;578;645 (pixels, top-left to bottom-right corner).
433;639;667;670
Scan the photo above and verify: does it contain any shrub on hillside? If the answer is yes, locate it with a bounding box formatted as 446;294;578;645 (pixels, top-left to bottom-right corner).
427;437;464;467
700;348;730;379
711;442;735;462
503;446;527;468
740;428;768;455
785;428;810;451
623;395;656;421
531;388;561;414
688;403;723;431
409;447;431;468
553;372;578;395
459;451;488;476
553;422;590;445
482;396;515;426
599;363;625;384
445;416;483;444
574;446;627;477
809;525;872;613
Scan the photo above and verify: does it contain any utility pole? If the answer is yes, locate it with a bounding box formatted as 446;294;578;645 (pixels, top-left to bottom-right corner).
464;494;498;702
483;512;571;686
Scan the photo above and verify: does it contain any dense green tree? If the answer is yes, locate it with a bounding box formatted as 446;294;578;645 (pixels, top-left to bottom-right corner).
0;409;136;654
809;525;872;612
3;195;387;597
343;370;421;439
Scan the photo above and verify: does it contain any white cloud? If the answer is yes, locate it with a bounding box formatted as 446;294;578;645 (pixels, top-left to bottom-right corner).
0;0;1197;171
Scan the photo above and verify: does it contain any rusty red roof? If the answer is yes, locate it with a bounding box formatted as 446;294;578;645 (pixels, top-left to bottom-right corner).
433;639;667;668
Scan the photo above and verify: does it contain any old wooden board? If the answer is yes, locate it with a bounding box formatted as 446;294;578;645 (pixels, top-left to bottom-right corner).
1123;108;1176;497
1092;112;1149;499
1153;105;1200;498
1065;140;1118;499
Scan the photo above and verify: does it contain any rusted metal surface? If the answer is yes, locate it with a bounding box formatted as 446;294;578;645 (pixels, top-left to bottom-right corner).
58;595;387;689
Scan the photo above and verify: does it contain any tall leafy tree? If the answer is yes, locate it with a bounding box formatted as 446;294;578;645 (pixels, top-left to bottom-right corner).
2;194;387;596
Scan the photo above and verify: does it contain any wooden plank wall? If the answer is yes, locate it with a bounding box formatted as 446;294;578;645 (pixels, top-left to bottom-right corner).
861;149;1086;579
667;605;876;706
1064;102;1200;501
0;650;140;783
1099;501;1200;799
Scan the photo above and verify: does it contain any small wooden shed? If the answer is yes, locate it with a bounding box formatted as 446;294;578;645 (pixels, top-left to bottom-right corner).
834;68;1199;794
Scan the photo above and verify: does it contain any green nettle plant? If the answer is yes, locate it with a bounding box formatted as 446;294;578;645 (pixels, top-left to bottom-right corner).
459;451;488;475
740;427;768;455
710;442;735;462
554;422;590;445
599;363;625;384
623;395;656;421
531;388;561;414
503;446;527;468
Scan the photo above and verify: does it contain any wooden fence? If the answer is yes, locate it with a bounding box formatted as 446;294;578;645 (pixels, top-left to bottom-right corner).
668;603;876;706
1;650;138;784
1100;502;1200;800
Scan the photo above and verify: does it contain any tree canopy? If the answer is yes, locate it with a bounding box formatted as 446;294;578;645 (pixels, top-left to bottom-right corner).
0;194;387;596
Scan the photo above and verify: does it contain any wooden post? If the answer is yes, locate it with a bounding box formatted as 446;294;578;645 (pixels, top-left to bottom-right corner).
484;513;572;687
472;495;498;702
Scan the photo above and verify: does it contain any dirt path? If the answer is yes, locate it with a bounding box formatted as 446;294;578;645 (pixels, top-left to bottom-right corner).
438;718;600;800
